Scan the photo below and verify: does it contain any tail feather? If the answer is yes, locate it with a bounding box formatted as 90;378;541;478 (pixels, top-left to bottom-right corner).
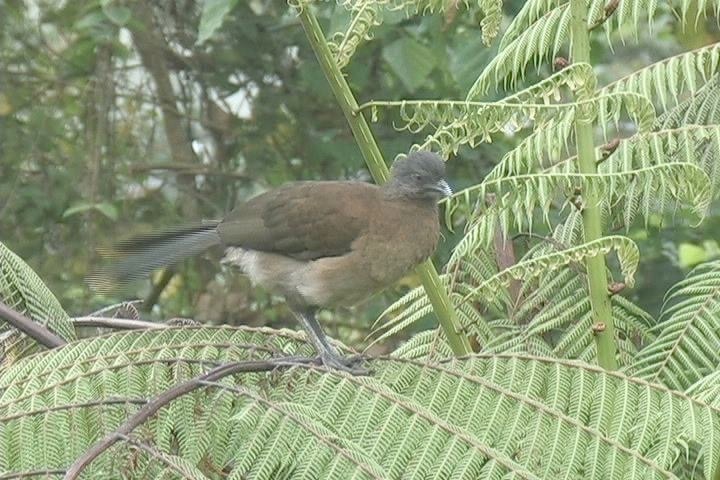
90;222;222;290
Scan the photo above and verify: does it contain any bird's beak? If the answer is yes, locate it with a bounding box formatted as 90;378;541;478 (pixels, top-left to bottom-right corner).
435;179;453;197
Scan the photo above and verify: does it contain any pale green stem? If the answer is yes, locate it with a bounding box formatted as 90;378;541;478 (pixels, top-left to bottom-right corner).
297;5;472;355
569;0;617;370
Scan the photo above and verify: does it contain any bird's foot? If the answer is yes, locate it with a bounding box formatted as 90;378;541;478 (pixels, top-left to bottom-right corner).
165;317;200;326
318;352;371;376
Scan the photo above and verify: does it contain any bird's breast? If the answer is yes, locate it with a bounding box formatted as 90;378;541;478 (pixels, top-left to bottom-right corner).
363;201;440;285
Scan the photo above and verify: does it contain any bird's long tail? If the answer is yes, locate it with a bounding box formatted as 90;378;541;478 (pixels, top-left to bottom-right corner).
90;222;222;289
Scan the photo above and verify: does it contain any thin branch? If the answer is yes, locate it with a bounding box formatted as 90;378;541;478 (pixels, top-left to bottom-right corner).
0;470;66;479
63;357;317;479
128;163;251;180
0;301;68;348
87;300;144;318
71;317;166;330
0;398;147;423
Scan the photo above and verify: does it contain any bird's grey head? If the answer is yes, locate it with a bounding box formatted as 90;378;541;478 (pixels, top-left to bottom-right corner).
385;151;452;202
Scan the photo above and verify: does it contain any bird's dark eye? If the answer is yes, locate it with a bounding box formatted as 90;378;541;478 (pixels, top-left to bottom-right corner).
413;173;422;181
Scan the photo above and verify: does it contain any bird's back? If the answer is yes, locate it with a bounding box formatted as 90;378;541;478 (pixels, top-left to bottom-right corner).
217;181;379;260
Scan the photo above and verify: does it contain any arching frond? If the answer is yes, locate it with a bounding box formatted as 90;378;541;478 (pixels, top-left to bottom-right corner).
0;242;75;365
498;0;659;53
600;43;720;114
372;235;644;359
447;163;710;237
501;62;597;104
461;235;639;304
362;92;655;156
480;1;716;98
425;64;593;158
468;4;574;99
2;328;720;479
628;260;720;391
485;111;575;180
602;125;720;201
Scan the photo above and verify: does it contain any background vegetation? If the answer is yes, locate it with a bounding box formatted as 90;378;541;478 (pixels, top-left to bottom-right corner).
2;0;720;478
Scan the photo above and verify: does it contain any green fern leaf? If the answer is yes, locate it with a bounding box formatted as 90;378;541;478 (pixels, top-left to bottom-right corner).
0;242;75;364
2;328;719;479
629;260;720;391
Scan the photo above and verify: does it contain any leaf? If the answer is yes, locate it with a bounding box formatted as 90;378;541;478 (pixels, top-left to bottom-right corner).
197;0;239;44
0;242;76;363
629;260;720;391
62;202;118;221
1;327;719;479
100;0;131;26
382;37;436;92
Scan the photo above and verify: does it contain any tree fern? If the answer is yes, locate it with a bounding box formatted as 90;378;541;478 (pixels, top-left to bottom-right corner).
1;327;720;479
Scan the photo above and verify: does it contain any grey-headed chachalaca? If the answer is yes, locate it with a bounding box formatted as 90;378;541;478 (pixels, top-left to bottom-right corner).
103;151;451;374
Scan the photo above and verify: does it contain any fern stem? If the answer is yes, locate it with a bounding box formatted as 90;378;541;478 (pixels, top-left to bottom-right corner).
569;0;618;370
296;5;472;356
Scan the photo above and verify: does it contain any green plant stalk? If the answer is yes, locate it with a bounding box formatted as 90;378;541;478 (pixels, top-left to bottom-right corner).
297;5;472;356
569;0;617;370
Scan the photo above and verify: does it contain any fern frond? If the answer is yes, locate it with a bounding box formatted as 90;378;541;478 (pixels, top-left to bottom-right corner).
391;329;454;360
336;0;503;45
363;92;654;156
478;0;502;46
427;64;593;160
687;370;720;409
659;74;720;128
0;242;75;365
447;163;710;236
487;111;576;180
373;236;643;360
600;42;720;114
629;260;720;391
328;3;381;69
602;125;720;201
469;4;574;98
3;328;719;479
461;235;638;304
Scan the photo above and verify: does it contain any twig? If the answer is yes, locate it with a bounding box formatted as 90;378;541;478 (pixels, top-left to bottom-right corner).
0;302;67;348
87;300;143;318
128;163;250;180
0;470;67;479
71;317;167;330
64;357;317;479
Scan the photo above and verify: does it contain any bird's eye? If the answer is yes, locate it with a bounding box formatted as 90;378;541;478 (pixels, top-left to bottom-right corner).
413;173;422;181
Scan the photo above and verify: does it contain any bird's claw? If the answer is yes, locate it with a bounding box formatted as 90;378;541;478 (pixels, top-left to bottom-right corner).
319;352;371;375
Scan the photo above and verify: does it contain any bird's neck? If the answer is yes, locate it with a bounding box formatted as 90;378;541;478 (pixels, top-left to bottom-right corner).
381;182;439;208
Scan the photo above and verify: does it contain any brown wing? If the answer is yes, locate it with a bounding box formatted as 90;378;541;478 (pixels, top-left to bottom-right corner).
216;181;378;260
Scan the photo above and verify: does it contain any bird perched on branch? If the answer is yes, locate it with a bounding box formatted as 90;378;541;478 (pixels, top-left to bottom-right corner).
98;151;451;374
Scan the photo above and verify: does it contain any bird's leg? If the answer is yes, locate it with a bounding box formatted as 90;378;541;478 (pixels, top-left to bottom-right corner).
293;308;369;375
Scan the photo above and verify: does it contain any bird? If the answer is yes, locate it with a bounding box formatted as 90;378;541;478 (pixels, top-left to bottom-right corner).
98;151;451;374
